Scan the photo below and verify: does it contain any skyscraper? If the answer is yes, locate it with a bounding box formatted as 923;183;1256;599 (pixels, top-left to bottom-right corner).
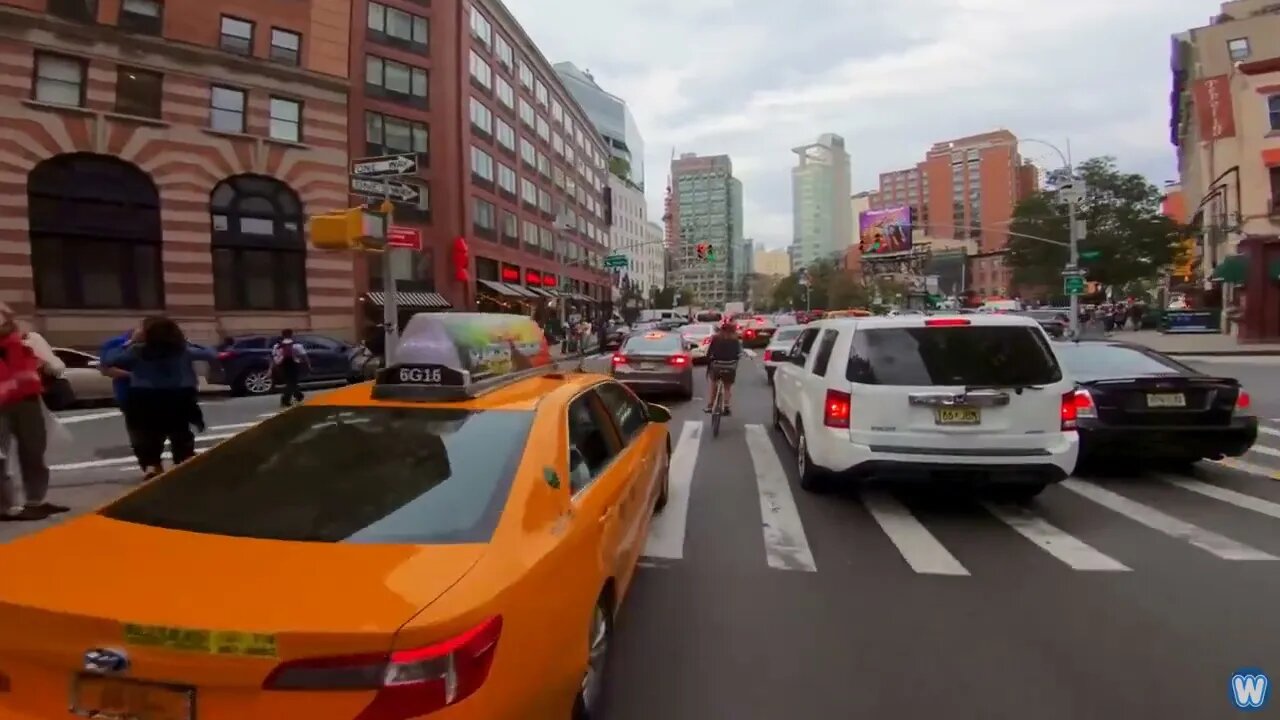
553;62;646;189
669;153;742;307
790;133;853;271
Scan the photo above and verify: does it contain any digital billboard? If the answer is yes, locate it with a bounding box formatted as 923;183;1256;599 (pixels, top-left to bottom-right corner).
858;206;913;256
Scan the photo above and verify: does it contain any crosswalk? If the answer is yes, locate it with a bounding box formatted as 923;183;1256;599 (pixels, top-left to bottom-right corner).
50;413;280;472
643;418;1280;576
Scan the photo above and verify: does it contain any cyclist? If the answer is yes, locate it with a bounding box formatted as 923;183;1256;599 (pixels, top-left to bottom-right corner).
704;320;741;415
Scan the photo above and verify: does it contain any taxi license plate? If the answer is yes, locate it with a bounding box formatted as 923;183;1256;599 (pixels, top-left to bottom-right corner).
935;407;980;425
71;674;194;720
1146;393;1186;408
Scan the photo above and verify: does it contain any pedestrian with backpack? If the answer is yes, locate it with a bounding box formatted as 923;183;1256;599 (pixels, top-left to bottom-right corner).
272;330;309;408
0;302;67;521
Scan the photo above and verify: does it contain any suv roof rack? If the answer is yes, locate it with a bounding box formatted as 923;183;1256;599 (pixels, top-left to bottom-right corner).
372;312;556;402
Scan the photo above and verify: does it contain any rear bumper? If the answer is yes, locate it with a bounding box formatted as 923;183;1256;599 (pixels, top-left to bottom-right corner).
1078;416;1257;460
841;460;1068;485
611;370;693;394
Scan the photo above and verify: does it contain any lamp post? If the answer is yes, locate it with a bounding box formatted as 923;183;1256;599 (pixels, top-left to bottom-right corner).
1022;138;1083;337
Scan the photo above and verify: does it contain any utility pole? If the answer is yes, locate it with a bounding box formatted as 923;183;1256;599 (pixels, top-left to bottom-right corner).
1066;170;1081;338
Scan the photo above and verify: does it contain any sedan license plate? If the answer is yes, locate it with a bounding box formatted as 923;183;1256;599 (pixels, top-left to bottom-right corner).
935;407;980;425
71;675;194;720
1146;393;1186;408
639;362;655;370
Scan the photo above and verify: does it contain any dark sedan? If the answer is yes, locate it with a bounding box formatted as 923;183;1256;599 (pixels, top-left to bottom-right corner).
1023;309;1070;339
1055;340;1257;467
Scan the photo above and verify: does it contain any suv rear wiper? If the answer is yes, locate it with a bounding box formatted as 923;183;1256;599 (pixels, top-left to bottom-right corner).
965;383;1046;394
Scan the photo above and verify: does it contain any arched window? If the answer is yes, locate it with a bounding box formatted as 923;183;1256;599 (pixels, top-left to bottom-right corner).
28;153;163;309
210;175;307;311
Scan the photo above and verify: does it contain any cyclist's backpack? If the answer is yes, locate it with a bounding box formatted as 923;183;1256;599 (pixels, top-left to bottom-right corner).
272;340;298;369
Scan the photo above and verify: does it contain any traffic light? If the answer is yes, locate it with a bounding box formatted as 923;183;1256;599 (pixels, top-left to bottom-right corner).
695;243;707;261
705;245;716;262
308;208;365;250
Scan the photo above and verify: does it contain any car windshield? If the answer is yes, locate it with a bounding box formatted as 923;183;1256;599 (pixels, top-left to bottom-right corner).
624;334;682;353
1056;343;1189;382
847;325;1062;386
99;406;533;544
774;327;804;343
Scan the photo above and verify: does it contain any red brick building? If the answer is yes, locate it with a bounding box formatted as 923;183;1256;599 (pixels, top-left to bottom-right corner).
0;0;353;345
347;0;612;320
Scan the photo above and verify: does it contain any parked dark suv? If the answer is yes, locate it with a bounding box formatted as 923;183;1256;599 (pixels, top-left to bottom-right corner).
210;334;354;396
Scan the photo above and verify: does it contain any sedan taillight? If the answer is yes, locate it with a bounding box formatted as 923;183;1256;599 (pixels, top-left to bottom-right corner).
612;354;628;365
1061;390;1093;430
1235;389;1251;413
669;355;690;366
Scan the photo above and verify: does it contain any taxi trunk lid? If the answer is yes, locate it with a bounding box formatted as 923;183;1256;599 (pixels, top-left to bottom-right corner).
0;516;485;687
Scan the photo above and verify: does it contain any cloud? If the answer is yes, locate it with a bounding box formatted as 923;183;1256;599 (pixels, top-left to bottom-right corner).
504;0;1212;249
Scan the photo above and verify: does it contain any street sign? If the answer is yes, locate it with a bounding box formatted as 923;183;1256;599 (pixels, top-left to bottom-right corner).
387;226;422;251
352;153;418;177
1079;250;1101;260
1061;267;1086;276
604;254;628;268
1064;275;1086;295
350;177;422;204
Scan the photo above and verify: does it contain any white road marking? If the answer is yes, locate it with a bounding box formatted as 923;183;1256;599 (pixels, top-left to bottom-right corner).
862;490;969;576
50;432;241;471
1211;457;1280;480
56;410;122;424
1061;479;1277;561
1258;426;1280;438
1162;476;1280;521
983;502;1130;571
1247;444;1280;459
743;349;756;357
745;424;816;572
642;421;700;560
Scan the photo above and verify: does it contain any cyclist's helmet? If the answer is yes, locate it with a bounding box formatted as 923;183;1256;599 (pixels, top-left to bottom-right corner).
719;320;737;332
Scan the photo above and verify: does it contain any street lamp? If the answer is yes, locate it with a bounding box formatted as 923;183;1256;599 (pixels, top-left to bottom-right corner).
1021;138;1085;337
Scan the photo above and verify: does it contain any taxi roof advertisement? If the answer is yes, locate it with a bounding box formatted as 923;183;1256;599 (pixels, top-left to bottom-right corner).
397;313;551;380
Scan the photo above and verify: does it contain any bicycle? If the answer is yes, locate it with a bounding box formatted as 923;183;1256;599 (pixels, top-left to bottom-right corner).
707;360;735;438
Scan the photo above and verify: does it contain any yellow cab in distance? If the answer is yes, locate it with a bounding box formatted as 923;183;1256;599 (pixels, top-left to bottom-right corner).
0;312;673;720
822;309;872;319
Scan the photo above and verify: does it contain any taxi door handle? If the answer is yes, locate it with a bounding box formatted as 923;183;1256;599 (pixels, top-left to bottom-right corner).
599;506;616;524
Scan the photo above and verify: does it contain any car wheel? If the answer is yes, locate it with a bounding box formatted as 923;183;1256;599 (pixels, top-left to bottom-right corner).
237;369;274;396
771;398;783;432
573;598;613;720
796;423;829;493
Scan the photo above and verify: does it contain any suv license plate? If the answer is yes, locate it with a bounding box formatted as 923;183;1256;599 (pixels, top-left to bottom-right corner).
935;407;980;425
1146;393;1186;408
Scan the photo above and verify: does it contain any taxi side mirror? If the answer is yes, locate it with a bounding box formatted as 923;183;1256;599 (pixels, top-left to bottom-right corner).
646;403;672;423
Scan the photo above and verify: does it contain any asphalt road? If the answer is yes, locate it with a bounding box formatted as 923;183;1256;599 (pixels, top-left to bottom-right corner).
6;353;1280;718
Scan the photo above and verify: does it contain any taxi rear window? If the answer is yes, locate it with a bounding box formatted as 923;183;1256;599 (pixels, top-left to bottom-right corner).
99;406;533;544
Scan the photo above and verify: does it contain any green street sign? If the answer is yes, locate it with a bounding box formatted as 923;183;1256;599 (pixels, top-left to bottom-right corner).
1079;250;1101;260
604;254;628;269
1064;275;1086;295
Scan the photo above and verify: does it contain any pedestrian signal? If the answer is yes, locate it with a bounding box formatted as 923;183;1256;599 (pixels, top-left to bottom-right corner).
706;245;717;262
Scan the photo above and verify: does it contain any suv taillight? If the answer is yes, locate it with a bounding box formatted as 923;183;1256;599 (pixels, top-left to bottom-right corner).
262;617;502;720
1235;389;1251;413
823;389;851;428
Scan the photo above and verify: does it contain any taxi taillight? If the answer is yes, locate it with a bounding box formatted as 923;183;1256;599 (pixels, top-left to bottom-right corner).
262;616;502;720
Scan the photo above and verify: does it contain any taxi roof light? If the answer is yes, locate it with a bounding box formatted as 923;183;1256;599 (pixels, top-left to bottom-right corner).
371;313;558;402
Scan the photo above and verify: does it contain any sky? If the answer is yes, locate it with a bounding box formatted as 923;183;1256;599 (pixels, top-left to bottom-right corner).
503;0;1214;250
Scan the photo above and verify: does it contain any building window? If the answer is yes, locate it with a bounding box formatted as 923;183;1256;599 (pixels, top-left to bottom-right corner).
209;86;246;133
471;145;493;183
1227;37;1250;61
1270;166;1280;211
1269;94;1280;132
33;53;86;107
518;97;535;128
551;100;562;124
117;0;161;34
470;96;493;135
469;6;492;47
366;56;428;108
521;178;537;206
501;211;518;242
517;60;533;89
534;80;548;106
47;0;96;22
28;153;163;310
520;137;535;167
219;16;254;55
210;175;306;311
522;219;538;249
536;115;549;142
495;118;515;152
497;163;516;195
367;2;428;50
538;188;551;214
269;28;301;65
494;34;513;70
473;197;495;238
469;50;492;90
114;66;162;118
537;152;550;177
365;111;428;158
268;97;301;142
496;77;514;109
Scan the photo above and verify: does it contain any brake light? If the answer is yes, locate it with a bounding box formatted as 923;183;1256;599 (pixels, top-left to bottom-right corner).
611;354;628;365
263;617;502;720
1060;390;1091;430
744;329;756;339
763;350;773;362
1235;390;1251;412
702;337;711;346
216;350;236;361
924;318;970;327
669;355;689;366
1072;389;1096;420
823;389;851;428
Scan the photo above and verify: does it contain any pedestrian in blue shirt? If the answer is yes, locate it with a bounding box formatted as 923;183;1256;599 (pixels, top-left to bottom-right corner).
99;327;143;471
103;317;217;479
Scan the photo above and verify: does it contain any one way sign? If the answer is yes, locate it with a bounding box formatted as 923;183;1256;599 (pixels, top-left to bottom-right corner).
350;176;422;205
351;153;418;177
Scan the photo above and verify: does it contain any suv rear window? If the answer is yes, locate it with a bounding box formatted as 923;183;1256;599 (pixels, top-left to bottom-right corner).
100;406;533;544
847;325;1062;386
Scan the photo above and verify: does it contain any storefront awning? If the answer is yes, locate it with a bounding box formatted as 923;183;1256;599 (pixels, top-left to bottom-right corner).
505;283;539;298
524;286;552;298
362;291;451;309
1208;254;1280;284
477;279;525;297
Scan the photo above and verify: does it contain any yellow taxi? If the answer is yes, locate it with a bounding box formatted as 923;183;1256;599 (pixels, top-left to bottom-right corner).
0;313;672;720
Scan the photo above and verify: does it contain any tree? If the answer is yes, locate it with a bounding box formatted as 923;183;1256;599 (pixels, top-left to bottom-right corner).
675;287;697;307
608;156;631;182
768;258;871;310
747;273;780;310
651;286;676;309
1006;157;1183;292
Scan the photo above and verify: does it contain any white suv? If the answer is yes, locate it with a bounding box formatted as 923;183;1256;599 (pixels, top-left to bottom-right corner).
771;313;1079;501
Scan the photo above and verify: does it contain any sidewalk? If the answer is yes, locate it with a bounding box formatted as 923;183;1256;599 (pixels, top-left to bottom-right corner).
1106;330;1280;356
